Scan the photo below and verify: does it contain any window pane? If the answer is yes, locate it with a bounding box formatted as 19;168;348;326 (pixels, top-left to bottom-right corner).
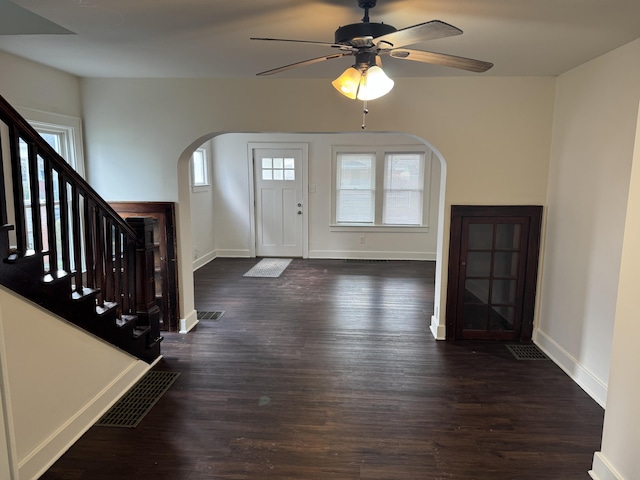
338;154;374;189
273;157;284;169
284;158;295;169
262;158;272;169
382;153;423;225
192;149;208;186
284;169;295;181
385;153;422;189
383;190;422;225
262;170;273;180
337;190;374;223
273;170;284;180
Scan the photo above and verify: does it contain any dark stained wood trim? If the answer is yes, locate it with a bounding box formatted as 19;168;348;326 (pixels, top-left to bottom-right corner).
446;205;543;341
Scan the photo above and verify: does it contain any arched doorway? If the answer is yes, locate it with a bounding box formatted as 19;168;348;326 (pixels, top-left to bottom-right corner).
175;131;448;338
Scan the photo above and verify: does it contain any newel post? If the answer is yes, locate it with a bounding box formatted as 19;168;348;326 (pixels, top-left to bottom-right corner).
126;217;161;342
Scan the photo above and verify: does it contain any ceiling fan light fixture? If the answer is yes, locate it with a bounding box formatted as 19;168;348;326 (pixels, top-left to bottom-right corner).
357;65;394;100
331;66;361;99
332;65;394;101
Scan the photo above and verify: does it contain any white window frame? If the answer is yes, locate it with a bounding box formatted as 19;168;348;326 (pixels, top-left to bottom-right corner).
335;151;376;224
18;107;86;178
331;145;431;232
191;146;211;192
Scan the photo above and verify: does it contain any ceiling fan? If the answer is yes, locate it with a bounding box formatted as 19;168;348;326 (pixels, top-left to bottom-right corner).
251;0;493;99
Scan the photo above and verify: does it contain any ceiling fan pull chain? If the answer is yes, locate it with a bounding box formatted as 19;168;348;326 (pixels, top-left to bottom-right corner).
361;100;369;130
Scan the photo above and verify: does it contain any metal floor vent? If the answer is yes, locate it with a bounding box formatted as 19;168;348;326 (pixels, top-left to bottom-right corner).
197;310;225;321
506;344;548;360
95;371;180;428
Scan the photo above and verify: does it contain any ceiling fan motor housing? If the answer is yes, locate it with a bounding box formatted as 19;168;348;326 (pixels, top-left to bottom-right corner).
334;22;397;45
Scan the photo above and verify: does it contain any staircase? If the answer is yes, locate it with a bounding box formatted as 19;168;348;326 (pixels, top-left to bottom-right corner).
0;94;162;363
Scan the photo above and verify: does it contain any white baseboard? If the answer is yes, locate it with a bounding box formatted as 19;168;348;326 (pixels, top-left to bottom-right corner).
214;249;252;258
430;315;446;340
589;452;625;480
179;309;199;334
20;361;150;480
308;250;436;261
192;251;216;271
533;328;607;407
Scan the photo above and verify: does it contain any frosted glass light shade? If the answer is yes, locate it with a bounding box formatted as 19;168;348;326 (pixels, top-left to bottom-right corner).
331;67;361;99
332;65;394;101
357;66;394;100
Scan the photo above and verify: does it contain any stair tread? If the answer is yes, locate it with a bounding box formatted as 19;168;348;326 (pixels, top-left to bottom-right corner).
71;287;99;300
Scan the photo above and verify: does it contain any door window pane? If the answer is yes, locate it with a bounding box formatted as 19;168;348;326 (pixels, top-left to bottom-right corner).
468;223;494;249
466;252;492;277
465;279;489;303
490;306;515;330
463;305;488;330
495;224;521;250
491;279;517;304
493;252;519;277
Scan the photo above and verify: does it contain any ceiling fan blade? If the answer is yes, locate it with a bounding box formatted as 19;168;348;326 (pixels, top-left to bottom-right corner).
256;52;353;76
251;37;348;49
374;20;462;49
389;49;493;73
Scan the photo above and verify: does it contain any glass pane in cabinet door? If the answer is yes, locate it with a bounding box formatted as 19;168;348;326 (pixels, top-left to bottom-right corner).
463;305;488;330
466;252;492;277
491;279;517;304
464;279;489;303
495;224;521;250
468;223;493;249
494;252;519;277
489;306;515;330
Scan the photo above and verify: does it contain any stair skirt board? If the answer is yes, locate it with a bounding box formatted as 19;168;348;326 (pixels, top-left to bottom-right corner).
95;371;180;428
20;361;150;480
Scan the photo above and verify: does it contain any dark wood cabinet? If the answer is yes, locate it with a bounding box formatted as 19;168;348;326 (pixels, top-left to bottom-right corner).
446;205;542;342
110;202;179;332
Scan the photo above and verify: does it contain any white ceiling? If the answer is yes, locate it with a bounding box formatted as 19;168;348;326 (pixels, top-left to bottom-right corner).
1;0;640;79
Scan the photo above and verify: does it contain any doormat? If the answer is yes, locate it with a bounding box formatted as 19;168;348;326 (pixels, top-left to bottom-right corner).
95;371;180;428
506;344;549;360
197;310;225;321
243;258;292;278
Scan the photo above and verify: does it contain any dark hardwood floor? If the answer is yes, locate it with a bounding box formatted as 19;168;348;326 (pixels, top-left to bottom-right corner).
41;258;604;479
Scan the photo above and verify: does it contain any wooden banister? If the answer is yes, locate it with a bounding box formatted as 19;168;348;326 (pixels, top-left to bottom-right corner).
0;93;161;362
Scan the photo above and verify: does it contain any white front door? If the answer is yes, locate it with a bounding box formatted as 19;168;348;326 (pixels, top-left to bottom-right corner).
253;148;304;257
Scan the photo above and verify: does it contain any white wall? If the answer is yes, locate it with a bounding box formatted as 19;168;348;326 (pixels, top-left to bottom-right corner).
0;51;81;117
190;139;216;269
590;100;640;480
208;132;440;260
80;76;555;333
536;38;640;407
0;287;149;480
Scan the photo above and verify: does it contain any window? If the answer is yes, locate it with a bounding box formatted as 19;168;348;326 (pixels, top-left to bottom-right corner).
20;107;86;177
332;146;430;228
191;148;209;187
261;157;296;181
336;152;375;223
383;152;425;225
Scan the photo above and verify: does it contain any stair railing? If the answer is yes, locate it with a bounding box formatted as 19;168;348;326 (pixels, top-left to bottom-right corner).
0;93;160;361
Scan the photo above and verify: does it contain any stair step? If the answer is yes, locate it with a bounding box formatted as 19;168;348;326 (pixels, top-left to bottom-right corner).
133;325;151;339
96;301;118;316
115;314;137;329
71;287;99;301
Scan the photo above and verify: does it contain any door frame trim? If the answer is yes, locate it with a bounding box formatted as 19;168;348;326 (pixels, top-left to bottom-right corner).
247;143;309;258
445;205;543;341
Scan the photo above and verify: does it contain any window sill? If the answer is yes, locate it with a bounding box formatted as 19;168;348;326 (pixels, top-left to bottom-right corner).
330;224;429;233
191;185;211;193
